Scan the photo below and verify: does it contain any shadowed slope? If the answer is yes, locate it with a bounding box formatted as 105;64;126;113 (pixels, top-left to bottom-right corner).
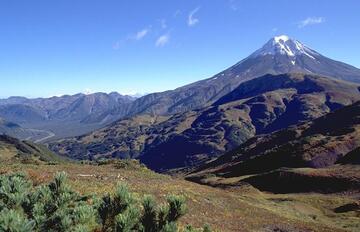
187;101;360;193
51;74;360;171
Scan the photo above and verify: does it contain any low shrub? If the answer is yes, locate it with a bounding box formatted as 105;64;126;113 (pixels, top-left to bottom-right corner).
0;172;211;232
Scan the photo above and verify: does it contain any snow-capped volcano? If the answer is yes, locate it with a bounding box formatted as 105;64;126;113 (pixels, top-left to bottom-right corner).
210;34;360;84
250;35;319;59
95;35;360;119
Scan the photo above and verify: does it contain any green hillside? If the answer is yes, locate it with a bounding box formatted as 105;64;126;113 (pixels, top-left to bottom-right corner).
0;134;70;163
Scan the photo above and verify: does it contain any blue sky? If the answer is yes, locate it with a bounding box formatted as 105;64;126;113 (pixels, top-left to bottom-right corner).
1;0;360;98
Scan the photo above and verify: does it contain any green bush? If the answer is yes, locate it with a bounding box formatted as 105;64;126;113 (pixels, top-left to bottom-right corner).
0;209;35;232
0;172;211;232
96;159;147;171
0;173;31;211
98;187;189;232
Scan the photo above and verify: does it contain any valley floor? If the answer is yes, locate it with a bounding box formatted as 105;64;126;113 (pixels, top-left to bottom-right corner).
1;162;359;232
25;128;55;143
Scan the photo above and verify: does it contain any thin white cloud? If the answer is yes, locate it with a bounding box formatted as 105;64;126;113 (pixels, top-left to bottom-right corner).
298;17;325;28
155;34;170;47
113;27;151;49
188;7;200;26
134;28;149;40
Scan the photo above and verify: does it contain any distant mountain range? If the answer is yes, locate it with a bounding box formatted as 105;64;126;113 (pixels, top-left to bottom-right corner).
0;92;136;140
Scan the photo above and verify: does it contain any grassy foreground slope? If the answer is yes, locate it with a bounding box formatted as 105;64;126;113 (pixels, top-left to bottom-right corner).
0;161;358;232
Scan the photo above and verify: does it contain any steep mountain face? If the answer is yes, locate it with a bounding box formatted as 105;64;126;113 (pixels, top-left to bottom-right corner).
50;73;360;171
0;92;135;140
101;35;360;119
188;101;360;183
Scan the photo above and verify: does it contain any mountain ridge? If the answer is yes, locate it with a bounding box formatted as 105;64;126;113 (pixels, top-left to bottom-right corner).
0;92;136;140
50;73;360;171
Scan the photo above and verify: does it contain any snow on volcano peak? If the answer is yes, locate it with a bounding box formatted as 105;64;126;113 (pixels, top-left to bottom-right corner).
274;35;290;43
250;35;319;59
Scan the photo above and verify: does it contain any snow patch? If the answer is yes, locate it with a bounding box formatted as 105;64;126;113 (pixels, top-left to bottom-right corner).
274;35;290;43
211;73;224;81
250;35;319;59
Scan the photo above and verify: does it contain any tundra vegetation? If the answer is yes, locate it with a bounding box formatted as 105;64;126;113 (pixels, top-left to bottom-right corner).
0;172;211;232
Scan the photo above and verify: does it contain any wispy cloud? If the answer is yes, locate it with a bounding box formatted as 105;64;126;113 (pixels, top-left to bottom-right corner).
188;7;200;26
298;17;325;28
155;34;170;47
134;28;150;40
113;27;150;50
